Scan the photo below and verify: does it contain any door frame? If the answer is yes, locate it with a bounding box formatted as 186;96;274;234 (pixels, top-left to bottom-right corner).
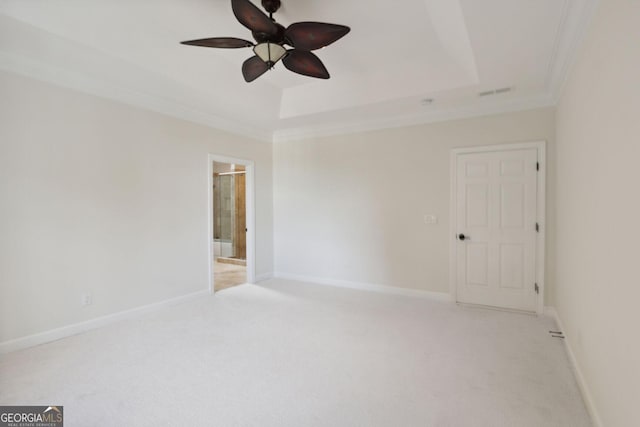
449;141;546;314
208;154;256;293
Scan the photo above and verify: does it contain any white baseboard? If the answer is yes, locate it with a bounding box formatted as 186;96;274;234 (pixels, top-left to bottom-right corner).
273;272;452;302
254;272;274;283
546;306;603;427
0;289;209;355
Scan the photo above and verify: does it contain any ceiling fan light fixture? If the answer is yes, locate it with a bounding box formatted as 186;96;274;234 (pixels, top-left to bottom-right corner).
253;43;287;65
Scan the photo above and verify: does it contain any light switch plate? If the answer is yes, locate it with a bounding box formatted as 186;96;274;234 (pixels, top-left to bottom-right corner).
424;214;438;224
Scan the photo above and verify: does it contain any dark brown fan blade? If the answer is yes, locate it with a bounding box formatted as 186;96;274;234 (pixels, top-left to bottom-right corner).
242;56;270;82
282;50;330;79
285;22;350;51
180;37;254;48
232;0;277;36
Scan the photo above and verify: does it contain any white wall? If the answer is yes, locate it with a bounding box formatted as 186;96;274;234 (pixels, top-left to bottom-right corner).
0;71;273;344
555;1;640;425
274;108;556;301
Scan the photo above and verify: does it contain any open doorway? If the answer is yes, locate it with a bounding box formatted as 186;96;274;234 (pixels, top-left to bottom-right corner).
210;159;251;292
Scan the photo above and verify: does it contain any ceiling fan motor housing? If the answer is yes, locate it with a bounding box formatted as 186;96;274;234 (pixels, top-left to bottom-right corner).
261;0;281;14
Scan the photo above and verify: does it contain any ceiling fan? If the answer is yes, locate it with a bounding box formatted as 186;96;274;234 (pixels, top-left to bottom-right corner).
180;0;350;82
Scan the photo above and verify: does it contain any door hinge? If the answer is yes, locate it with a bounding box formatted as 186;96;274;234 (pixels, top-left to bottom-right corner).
536;162;540;171
535;223;540;233
535;283;539;294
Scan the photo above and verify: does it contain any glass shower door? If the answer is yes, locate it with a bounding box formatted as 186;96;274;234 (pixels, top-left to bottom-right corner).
213;172;246;260
214;175;234;258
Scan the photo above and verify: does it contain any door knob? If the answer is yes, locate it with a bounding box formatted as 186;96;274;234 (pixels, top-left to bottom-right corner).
458;233;469;241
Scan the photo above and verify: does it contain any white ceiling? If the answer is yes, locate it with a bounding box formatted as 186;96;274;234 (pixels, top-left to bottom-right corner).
0;0;598;142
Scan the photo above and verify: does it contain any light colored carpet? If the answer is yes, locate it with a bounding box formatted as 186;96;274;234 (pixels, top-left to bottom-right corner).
0;279;591;426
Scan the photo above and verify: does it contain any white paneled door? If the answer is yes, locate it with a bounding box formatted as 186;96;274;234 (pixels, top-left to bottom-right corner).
455;148;539;312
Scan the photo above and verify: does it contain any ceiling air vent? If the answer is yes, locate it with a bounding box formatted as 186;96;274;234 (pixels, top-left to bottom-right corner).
478;87;513;97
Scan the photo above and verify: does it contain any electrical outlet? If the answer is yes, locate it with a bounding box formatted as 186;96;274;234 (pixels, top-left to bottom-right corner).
82;293;92;307
423;214;438;224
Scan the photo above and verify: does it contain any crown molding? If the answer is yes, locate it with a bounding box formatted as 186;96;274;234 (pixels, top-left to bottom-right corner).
272;94;556;143
0;51;274;143
547;0;600;104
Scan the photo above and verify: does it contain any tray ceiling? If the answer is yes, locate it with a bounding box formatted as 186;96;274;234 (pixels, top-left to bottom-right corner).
0;0;598;141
